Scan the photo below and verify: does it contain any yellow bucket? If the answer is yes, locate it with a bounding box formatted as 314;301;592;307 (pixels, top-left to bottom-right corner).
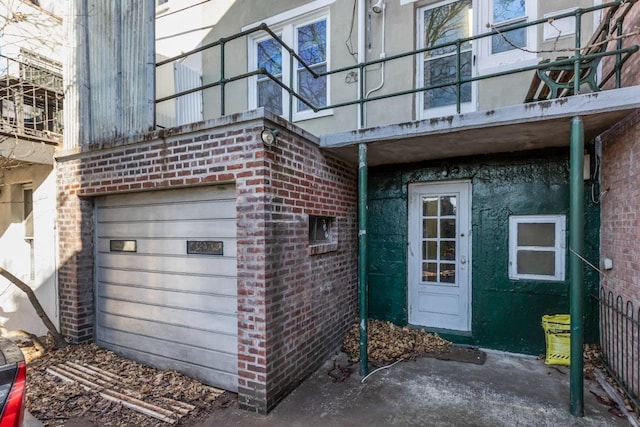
542;314;570;366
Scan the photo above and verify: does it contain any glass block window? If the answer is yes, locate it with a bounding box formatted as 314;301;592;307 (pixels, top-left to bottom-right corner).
509;215;566;281
309;216;334;244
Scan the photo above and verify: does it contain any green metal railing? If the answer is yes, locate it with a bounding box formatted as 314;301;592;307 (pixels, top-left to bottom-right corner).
597;287;640;413
155;0;638;128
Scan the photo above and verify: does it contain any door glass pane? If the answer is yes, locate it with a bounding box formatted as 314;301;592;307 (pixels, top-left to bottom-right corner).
492;27;526;54
440;195;457;216
440;264;456;283
423;197;438;216
424;219;438;238
423;262;438;282
517;223;555;247
440;241;456;261
423;241;437;260
423;51;472;109
423;0;472;55
440;219;456;238
517;250;555;276
419;191;460;285
493;0;525;22
492;0;526;54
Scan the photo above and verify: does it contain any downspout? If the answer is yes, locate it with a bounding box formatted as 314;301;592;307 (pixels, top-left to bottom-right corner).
569;14;585;417
364;1;386;126
357;0;369;378
569;116;585;417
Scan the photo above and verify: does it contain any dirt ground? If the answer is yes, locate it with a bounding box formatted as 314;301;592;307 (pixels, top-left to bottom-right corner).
21;341;234;426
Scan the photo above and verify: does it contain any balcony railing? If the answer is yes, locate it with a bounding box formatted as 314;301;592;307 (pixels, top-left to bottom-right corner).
0;54;63;143
155;0;638;128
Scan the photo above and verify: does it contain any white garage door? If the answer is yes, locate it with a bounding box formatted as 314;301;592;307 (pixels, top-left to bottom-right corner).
95;185;238;391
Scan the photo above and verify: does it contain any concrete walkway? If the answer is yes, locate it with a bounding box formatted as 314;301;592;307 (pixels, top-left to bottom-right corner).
195;350;630;427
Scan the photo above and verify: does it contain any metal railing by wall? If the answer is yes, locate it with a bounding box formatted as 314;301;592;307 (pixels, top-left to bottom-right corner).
597;287;640;413
0;54;63;143
155;0;638;128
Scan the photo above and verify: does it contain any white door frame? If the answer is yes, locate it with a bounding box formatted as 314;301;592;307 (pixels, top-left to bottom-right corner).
408;180;472;331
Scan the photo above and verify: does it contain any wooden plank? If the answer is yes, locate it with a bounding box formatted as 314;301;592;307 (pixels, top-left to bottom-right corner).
98;283;237;315
524;59;549;102
97;268;237;296
97;312;237;354
98;299;237;335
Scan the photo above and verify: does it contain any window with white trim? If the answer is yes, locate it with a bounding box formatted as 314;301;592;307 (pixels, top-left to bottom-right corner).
509;215;566;281
249;13;330;121
478;0;537;71
416;0;474;118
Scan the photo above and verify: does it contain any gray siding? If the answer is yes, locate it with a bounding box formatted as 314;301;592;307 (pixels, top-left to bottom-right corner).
64;0;154;148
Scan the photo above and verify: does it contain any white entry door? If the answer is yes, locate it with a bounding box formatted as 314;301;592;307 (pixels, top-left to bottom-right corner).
408;181;471;331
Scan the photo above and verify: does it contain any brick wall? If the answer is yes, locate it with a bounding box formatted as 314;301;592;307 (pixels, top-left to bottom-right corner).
56;110;358;413
602;1;640;89
600;109;640;396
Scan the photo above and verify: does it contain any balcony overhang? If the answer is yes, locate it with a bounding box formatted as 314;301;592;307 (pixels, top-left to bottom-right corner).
0;136;57;166
321;86;640;167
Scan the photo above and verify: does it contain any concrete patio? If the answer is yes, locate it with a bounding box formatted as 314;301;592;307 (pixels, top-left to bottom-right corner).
195;349;630;426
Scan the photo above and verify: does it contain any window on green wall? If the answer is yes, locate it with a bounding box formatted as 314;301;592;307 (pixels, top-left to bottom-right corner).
508;215;566;281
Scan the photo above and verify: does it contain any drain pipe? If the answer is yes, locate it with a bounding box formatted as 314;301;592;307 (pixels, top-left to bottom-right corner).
569;116;585;417
357;0;369;378
358;142;368;377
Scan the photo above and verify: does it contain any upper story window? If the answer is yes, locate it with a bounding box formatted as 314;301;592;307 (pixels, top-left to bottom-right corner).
491;0;527;54
248;2;332;122
478;0;537;71
417;0;473;118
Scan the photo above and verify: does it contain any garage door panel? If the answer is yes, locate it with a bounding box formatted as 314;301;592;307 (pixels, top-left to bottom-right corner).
97;329;238;379
98;253;236;276
97;343;238;392
97;200;236;223
98;284;237;315
97;329;237;373
96;186;238;391
98;268;237;296
99;185;235;207
97;238;238;258
97;220;237;239
98;312;237;355
99;298;237;335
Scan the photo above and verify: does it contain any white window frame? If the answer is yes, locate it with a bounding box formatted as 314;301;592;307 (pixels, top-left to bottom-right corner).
246;2;333;122
416;0;477;120
508;215;566;281
477;0;538;73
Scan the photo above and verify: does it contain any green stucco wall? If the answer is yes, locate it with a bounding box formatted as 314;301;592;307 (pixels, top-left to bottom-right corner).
368;148;600;355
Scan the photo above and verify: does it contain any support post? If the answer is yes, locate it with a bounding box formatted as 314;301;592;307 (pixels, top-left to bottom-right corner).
358;142;369;377
569;116;585;417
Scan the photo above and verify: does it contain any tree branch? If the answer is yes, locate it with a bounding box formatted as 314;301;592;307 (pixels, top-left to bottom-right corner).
0;266;67;348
